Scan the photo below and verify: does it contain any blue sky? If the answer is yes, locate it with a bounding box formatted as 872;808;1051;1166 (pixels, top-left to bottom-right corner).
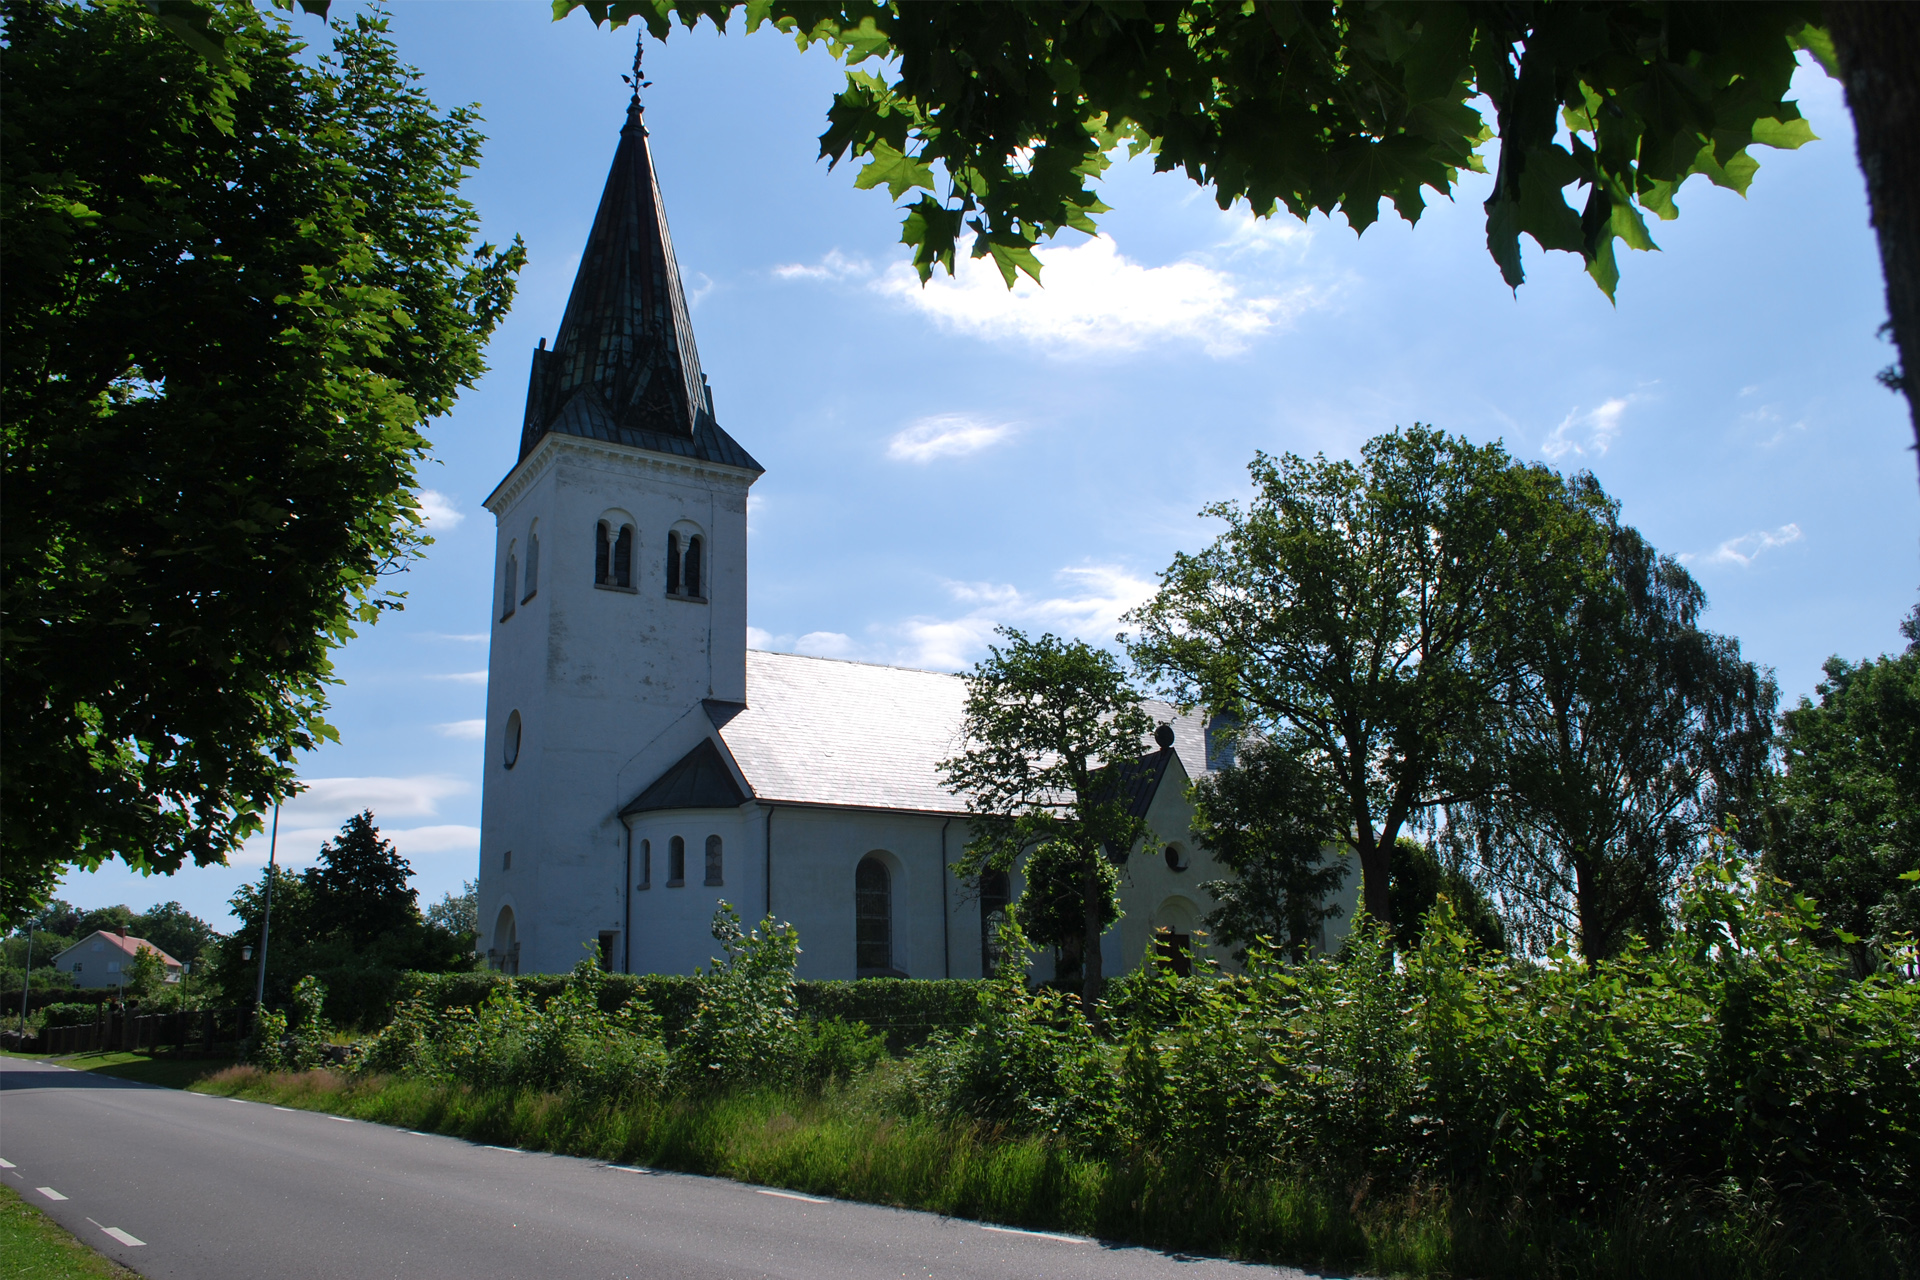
57;3;1918;931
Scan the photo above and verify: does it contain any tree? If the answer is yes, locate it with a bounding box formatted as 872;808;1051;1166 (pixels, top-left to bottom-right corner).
0;0;524;924
1387;837;1506;955
304;811;418;943
1190;734;1348;962
566;2;1917;465
1448;475;1777;965
131;902;218;968
122;943;169;1004
940;628;1157;1009
1129;426;1549;933
1763;606;1920;972
425;880;479;938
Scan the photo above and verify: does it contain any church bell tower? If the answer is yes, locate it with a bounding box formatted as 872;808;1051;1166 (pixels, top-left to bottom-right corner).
475;65;762;976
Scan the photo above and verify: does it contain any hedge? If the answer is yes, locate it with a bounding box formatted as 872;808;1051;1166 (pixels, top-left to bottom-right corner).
400;972;987;1051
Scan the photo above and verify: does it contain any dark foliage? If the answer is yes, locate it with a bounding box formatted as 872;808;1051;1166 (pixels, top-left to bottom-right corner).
0;0;523;924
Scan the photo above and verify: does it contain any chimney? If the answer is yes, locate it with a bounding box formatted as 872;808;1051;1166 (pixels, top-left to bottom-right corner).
114;925;127;939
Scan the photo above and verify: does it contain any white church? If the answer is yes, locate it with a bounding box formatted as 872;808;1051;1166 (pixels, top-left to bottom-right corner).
474;89;1353;983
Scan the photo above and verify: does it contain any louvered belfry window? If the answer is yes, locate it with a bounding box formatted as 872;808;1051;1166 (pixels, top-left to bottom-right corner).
856;856;892;973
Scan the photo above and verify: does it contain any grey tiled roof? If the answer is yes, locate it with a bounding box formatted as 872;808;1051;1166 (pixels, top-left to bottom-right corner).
715;651;1211;813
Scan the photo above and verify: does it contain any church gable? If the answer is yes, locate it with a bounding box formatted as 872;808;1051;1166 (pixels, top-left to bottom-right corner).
621;737;750;815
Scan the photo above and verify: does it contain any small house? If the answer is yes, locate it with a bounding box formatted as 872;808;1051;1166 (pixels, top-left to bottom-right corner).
51;929;183;989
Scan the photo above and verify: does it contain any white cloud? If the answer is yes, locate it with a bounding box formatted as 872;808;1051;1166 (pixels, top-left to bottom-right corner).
887;414;1016;463
773;249;871;282
435;719;486;741
744;564;1154;672
795;631;856;658
887;565;1157;670
874;234;1315;358
416;489;465;529
421;632;488;643
388;825;482;856
687;271;715;308
1542;396;1633;460
1682;523;1805;568
233;774;475;866
282;774;472;824
430;671;489;685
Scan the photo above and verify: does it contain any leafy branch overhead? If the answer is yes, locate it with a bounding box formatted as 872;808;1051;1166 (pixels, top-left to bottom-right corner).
559;1;1829;299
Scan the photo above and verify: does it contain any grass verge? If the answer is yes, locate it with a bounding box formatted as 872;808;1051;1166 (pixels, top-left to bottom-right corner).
4;1049;237;1090
0;1182;138;1280
190;1064;1907;1280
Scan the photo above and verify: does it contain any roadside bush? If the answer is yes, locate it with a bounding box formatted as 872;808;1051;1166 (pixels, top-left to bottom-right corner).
37;1001;103;1029
358;958;667;1099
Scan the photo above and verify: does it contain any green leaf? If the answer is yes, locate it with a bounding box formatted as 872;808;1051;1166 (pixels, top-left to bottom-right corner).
852;141;936;201
979;236;1043;289
1790;23;1840;78
1750;116;1818;151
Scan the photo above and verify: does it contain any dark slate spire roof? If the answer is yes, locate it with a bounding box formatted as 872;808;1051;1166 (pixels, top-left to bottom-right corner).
620;738;751;816
518;94;760;473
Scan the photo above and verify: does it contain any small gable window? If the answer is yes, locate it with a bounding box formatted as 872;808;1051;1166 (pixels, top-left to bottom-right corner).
684;536;702;598
522;529;540;602
856;856;894;975
613;525;633;588
704;835;723;886
668;835;686;886
666;526;705;601
501;549;518;620
597;519;636;591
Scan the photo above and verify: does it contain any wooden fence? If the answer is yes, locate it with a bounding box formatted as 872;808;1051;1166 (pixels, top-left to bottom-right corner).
4;1008;247;1058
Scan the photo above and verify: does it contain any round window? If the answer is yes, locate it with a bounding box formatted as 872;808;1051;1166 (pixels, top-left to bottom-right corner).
503;710;522;769
1165;842;1189;873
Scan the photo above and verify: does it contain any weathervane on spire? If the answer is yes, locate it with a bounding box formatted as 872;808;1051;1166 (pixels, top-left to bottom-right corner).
621;28;650;109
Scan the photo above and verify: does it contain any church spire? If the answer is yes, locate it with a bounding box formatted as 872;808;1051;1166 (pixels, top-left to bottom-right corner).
518;37;756;472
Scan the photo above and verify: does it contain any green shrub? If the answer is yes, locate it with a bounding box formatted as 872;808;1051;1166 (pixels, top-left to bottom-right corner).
37;1001;103;1029
357;959;666;1100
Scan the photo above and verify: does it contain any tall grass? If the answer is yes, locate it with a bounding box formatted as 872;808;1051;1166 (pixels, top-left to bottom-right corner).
195;1063;1906;1279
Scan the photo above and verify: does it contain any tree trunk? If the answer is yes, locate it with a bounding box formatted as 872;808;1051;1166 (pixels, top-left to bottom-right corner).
1357;830;1393;933
1827;2;1920;472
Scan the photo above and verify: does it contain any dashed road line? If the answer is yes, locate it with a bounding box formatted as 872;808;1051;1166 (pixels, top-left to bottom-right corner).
102;1227;147;1247
328;1116;352;1123
480;1145;519;1153
755;1189;829;1204
273;1106;300;1113
0;1157;15;1168
36;1187;67;1201
979;1225;1087;1244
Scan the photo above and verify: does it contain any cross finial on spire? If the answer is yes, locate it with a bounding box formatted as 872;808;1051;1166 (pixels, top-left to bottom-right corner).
621;28;649;110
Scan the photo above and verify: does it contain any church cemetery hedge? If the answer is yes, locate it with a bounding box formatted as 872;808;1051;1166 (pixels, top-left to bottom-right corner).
398;971;986;1052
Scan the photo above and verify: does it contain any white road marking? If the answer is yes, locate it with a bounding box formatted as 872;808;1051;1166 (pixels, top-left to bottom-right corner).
480;1145;519;1153
0;1158;14;1168
756;1189;828;1204
407;1131;433;1137
606;1165;652;1174
273;1106;300;1113
979;1225;1087;1243
101;1227;146;1247
36;1187;67;1201
328;1116;351;1123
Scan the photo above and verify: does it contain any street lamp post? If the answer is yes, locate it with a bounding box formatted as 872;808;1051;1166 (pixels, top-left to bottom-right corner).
253;801;280;1011
17;927;31;1034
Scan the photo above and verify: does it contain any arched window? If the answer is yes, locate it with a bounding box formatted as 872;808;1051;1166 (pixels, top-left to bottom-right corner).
595;521;611;585
613;525;633;588
491;906;519;975
668;835;686;886
704;835;723;886
522;530;540;601
856;856;893;974
684;536;703;598
637;838;651;890
503;710;522;769
666;530;681;595
502;551;518;620
980;868;1010;976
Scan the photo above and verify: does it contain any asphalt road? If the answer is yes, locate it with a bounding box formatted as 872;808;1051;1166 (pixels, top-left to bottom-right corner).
0;1058;1338;1280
